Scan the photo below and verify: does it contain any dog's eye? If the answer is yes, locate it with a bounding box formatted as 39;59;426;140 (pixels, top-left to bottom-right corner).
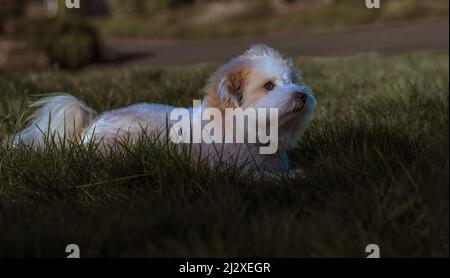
264;81;275;91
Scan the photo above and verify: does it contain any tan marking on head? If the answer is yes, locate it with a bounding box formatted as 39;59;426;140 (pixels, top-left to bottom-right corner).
240;71;273;108
204;62;250;112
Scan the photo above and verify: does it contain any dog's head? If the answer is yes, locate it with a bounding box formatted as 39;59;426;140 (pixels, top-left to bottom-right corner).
204;44;316;150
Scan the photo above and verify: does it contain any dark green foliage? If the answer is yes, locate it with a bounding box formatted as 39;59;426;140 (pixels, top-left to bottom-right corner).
20;18;102;69
0;52;448;257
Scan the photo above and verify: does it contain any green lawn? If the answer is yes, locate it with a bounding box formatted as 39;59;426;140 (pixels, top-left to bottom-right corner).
0;51;448;257
92;0;449;39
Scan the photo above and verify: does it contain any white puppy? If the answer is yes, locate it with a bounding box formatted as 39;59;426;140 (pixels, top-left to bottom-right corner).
13;45;316;175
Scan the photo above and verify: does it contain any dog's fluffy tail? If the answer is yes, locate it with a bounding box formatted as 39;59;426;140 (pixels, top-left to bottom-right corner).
13;94;96;147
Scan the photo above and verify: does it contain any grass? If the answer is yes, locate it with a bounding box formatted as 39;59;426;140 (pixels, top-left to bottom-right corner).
92;0;449;39
0;51;448;257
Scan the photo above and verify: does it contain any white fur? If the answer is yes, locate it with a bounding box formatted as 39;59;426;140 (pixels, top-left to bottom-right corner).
13;94;96;146
13;45;316;175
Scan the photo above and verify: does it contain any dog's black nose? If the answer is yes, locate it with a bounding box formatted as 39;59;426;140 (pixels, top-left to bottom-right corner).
294;92;308;103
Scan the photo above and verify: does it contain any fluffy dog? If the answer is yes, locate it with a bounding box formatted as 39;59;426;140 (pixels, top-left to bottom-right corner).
13;44;316;175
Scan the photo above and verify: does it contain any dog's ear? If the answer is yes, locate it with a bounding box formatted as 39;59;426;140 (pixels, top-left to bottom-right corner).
217;68;248;107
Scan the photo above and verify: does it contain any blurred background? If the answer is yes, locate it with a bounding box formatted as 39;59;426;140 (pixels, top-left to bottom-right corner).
0;0;448;71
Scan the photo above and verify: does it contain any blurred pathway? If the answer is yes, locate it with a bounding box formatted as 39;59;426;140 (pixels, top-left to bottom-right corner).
103;17;449;67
